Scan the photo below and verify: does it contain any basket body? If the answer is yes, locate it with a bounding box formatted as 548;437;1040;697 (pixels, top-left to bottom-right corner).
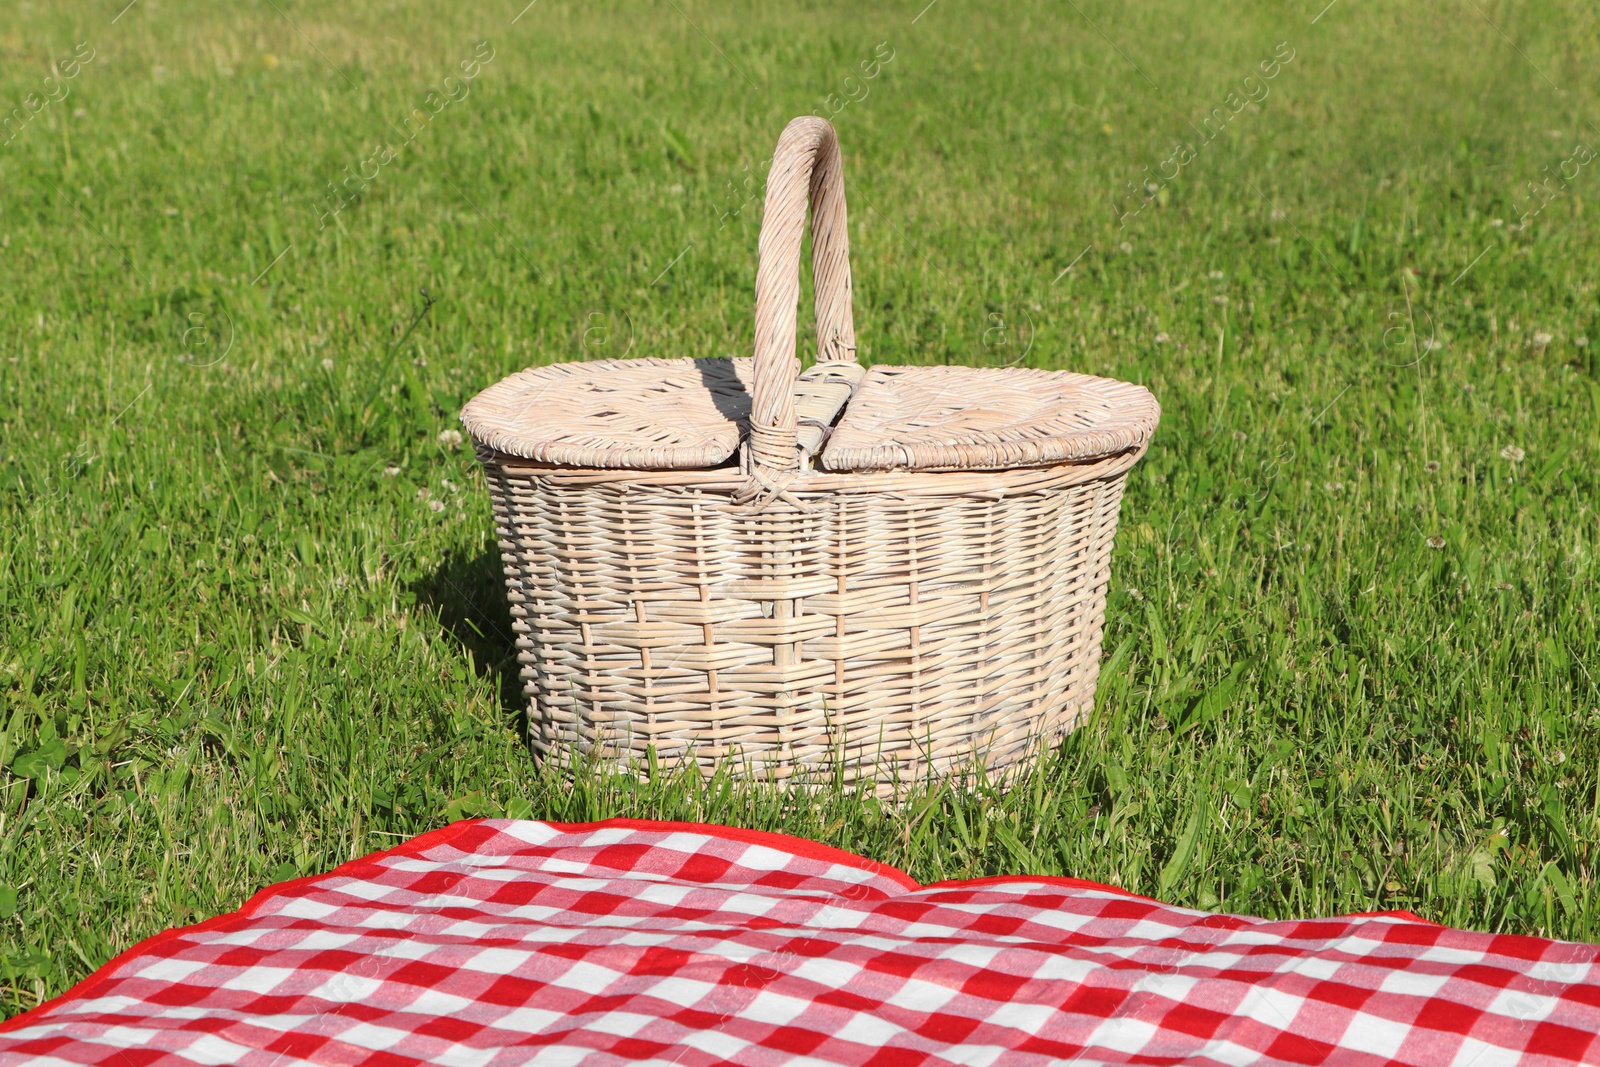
465;117;1158;790
481;449;1142;787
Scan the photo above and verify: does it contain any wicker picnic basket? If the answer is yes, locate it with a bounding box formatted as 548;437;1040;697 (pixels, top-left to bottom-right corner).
462;116;1159;789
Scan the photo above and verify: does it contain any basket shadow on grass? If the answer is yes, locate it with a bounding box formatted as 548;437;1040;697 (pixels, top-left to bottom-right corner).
410;544;528;742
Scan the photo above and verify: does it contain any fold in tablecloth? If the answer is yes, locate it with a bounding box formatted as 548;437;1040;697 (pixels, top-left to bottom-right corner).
3;818;1598;1065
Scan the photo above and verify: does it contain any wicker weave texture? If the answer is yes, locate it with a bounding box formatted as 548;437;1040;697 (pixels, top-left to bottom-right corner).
484;456;1138;787
822;364;1158;472
467;116;1157;790
461;358;755;470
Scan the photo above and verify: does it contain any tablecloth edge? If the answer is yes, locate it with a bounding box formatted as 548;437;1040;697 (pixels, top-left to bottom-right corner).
0;819;491;1035
0;818;1447;1037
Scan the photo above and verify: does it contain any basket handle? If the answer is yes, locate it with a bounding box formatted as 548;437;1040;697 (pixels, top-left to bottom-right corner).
748;116;857;476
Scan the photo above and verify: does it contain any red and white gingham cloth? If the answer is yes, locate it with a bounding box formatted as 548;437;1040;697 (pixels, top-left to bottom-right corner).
4;818;1599;1065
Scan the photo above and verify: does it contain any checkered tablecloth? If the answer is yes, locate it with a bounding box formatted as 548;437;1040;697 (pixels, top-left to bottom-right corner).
4;819;1598;1065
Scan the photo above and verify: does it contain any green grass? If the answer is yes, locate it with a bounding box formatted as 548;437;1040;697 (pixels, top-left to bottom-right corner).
3;0;1600;1018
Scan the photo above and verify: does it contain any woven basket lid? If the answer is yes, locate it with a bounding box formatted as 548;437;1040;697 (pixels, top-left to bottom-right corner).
460;357;755;469
462;357;1158;474
818;364;1160;472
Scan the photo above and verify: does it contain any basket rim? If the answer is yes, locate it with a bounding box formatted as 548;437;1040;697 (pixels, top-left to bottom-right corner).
474;435;1149;494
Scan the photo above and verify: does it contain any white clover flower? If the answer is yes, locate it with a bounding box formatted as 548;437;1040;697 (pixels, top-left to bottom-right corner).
437;429;463;448
1500;445;1526;463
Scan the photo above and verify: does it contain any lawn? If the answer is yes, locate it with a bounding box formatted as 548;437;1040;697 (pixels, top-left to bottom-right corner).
3;0;1599;1019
